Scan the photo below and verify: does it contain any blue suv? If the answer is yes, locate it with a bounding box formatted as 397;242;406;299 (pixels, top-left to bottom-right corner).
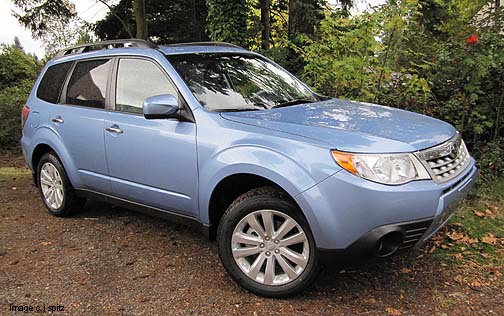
21;40;477;297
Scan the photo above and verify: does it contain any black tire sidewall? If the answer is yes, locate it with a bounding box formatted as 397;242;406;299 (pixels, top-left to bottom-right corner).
217;188;319;297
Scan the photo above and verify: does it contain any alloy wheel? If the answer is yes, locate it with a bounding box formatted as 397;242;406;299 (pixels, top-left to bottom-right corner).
40;162;64;209
231;210;310;286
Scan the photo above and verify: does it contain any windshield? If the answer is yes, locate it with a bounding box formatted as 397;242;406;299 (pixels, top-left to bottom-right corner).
166;53;318;111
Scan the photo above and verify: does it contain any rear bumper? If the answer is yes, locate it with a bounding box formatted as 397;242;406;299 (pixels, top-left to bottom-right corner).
295;159;478;260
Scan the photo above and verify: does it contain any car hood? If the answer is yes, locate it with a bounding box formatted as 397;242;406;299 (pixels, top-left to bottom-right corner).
221;98;456;153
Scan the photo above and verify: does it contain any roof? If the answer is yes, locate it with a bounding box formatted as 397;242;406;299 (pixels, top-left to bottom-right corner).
55;40;250;59
159;44;249;55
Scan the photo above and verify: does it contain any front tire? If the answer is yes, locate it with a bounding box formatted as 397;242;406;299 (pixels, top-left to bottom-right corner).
217;187;319;297
37;152;85;217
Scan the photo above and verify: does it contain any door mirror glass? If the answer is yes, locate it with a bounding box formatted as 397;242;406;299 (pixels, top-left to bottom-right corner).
143;94;179;119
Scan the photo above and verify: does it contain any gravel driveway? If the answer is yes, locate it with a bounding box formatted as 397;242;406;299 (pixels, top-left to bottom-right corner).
0;157;502;315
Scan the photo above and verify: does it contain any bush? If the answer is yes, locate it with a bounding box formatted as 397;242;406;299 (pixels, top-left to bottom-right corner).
477;139;504;182
0;44;39;153
0;45;38;90
0;80;34;152
297;0;504;183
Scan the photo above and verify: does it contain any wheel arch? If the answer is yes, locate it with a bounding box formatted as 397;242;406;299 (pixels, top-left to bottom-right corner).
29;128;80;187
204;170;307;241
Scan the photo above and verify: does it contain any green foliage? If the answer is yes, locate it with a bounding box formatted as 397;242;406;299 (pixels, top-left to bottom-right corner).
297;0;504;180
0;167;31;179
206;0;249;47
300;11;382;99
0;44;39;153
12;0;89;59
299;1;432;108
94;0;209;44
12;0;76;39
0;80;34;152
0;45;38;90
476;140;504;183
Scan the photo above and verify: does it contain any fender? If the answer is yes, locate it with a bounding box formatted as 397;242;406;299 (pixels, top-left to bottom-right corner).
29;127;83;188
198;145;338;228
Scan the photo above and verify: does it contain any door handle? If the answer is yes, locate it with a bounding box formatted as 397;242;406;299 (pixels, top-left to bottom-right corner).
51;116;64;124
106;125;123;134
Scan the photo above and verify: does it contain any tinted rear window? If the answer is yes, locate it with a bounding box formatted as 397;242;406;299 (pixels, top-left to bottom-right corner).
36;62;72;103
66;59;111;109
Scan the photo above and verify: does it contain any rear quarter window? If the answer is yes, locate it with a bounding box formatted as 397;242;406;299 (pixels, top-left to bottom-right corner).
36;62;72;103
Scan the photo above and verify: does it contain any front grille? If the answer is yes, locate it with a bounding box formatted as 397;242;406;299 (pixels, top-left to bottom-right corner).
416;133;470;183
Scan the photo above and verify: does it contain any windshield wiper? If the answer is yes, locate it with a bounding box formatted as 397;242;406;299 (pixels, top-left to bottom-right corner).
215;107;262;112
272;98;314;109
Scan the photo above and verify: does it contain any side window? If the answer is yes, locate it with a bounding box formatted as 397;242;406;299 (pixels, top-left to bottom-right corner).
66;59;112;109
116;59;178;114
36;62;72;103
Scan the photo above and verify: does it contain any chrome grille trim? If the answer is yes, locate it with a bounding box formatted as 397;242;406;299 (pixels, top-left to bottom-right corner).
415;133;470;183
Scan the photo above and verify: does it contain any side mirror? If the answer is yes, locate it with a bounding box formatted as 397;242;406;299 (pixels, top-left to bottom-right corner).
143;94;179;119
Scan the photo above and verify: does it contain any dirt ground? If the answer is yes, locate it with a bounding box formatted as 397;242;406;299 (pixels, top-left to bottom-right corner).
0;156;502;316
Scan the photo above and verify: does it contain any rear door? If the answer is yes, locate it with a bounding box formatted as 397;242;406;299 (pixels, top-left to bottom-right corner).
104;57;198;217
49;58;113;193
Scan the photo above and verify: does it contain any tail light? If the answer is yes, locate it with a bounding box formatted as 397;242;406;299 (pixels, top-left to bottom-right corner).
21;105;30;127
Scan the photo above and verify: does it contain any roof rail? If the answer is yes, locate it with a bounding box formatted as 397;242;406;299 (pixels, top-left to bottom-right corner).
167;42;243;49
55;39;158;57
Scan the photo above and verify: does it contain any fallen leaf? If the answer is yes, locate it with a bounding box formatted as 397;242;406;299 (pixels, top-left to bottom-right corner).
448;231;465;241
468;238;479;244
473;210;485;218
400;268;411;274
482;234;497;245
488;267;502;277
39;241;51;246
386;307;402;315
470;280;482;287
454;275;463;283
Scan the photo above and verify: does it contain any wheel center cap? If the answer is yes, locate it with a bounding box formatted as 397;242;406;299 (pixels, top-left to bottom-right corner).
265;242;276;251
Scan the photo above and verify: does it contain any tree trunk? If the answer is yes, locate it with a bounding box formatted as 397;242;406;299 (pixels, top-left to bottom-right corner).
260;0;271;49
191;0;201;41
288;0;321;39
288;0;296;40
133;0;148;40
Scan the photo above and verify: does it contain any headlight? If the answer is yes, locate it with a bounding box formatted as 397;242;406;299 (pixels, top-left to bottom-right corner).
331;150;431;185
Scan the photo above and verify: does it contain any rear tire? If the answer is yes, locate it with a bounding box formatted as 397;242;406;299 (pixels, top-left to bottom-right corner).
217;186;319;297
37;152;85;217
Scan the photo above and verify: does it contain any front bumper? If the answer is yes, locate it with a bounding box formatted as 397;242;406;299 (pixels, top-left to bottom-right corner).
318;217;434;266
295;159;478;259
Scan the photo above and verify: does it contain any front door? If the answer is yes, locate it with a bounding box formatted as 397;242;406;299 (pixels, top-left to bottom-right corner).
104;57;198;217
